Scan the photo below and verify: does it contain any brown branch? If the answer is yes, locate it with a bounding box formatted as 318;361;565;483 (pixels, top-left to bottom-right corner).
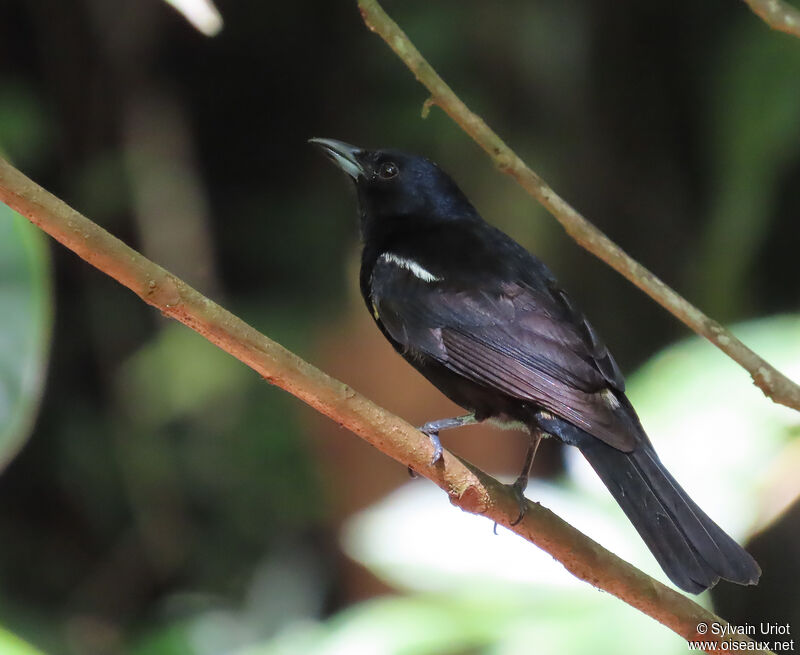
356;0;800;414
742;0;800;38
0;159;771;654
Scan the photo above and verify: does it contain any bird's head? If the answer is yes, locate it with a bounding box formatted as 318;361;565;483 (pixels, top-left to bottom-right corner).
309;138;477;239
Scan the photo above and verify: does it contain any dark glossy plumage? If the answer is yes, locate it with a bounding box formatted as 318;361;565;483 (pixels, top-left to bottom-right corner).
311;138;761;594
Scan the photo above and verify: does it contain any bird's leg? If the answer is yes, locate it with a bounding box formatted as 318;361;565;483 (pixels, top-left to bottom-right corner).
509;429;543;526
415;413;477;468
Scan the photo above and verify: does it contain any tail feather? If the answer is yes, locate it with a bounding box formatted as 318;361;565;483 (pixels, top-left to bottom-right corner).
579;437;761;593
539;415;761;593
630;446;760;584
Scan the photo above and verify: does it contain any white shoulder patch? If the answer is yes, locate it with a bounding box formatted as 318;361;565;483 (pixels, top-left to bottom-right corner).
601;388;621;409
379;252;442;283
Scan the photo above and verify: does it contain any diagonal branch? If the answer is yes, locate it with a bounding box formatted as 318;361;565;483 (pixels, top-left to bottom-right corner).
742;0;800;39
0;158;771;655
356;0;800;414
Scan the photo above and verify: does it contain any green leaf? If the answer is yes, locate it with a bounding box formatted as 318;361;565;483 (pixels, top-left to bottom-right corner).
236;591;683;655
0;626;44;655
0;206;52;471
117;322;251;428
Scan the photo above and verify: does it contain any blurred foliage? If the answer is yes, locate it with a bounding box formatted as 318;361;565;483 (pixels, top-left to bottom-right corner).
0;626;43;655
697;22;800;319
0;208;52;472
0;81;53;169
236;592;684;655
0;0;798;654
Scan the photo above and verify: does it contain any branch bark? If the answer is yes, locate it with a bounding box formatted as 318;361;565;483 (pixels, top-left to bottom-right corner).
0;158;771;654
742;0;800;38
356;0;800;414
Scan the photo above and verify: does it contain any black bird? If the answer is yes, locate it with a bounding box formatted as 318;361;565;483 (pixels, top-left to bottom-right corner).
310;137;761;594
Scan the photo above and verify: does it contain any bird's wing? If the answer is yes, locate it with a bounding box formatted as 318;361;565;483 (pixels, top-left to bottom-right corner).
371;263;641;452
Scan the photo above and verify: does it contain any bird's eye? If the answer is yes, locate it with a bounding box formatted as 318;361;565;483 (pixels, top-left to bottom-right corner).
378;162;399;179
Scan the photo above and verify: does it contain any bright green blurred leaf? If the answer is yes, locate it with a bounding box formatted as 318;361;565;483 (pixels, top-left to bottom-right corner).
129;622;194;655
626;314;800;534
0;626;44;655
237;591;683;655
0;206;52;471
117;322;251;427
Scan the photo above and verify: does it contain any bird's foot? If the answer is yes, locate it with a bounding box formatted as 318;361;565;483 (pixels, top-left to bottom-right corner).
509;475;529;526
492;477;529;534
503;430;540;527
413;415;477;468
418;425;444;466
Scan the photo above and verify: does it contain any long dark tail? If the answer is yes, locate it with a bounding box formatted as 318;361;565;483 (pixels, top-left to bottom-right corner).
538;415;761;593
577;435;761;593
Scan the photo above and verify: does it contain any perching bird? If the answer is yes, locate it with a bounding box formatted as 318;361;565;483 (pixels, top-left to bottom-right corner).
309;137;761;594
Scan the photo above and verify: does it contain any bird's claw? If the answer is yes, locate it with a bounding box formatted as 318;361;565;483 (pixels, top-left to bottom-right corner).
418;427;444;466
408;427;444;477
492;478;529;534
423;430;443;466
509;476;529;526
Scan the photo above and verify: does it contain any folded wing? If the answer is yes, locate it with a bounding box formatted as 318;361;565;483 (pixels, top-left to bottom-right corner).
372;265;643;452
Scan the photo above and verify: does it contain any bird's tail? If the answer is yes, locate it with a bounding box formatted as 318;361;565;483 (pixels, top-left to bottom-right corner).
573;434;760;593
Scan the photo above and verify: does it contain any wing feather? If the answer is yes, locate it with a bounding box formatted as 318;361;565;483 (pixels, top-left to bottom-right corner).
371;256;640;451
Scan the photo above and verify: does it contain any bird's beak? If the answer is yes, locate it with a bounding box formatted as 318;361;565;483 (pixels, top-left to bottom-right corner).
309;138;365;180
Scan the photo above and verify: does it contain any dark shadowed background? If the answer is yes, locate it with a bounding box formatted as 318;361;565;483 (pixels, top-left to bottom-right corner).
0;1;799;653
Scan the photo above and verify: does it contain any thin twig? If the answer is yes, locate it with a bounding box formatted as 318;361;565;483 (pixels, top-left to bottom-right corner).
0;158;770;654
742;0;800;38
356;0;800;414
